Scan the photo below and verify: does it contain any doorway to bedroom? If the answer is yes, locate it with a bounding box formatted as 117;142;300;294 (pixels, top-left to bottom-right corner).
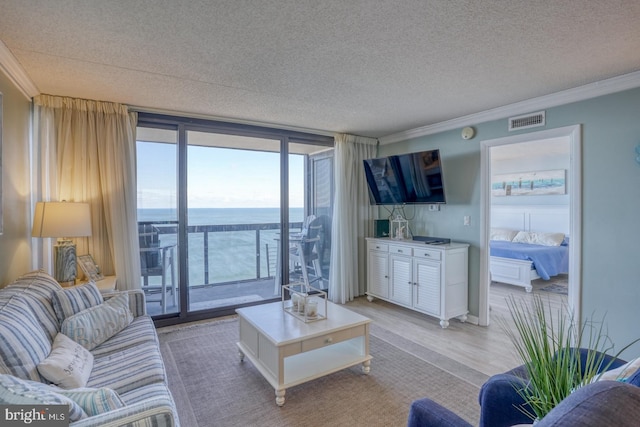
479;125;582;326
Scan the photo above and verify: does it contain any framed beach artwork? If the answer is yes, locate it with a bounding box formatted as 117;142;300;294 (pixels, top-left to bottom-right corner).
492;169;566;197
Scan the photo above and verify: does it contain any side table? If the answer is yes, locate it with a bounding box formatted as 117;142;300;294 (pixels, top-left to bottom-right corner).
70;275;118;292
95;275;118;292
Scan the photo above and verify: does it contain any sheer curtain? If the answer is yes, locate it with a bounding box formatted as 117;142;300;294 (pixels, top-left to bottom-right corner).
328;134;378;304
33;95;141;290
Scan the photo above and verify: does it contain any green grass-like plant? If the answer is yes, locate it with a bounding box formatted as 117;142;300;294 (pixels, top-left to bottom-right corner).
498;294;633;422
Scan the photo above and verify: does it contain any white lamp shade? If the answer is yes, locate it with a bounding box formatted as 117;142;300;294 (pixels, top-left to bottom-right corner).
32;202;92;238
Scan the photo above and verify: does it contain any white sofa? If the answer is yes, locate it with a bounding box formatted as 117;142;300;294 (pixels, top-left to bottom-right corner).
0;270;179;426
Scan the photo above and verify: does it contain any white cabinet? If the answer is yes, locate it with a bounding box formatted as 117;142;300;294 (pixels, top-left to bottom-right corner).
367;242;389;299
366;238;469;328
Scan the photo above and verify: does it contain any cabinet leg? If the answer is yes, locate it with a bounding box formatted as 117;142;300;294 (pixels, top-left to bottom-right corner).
439;319;450;329
366;295;374;302
525;285;533;293
362;360;371;374
458;313;468;323
275;389;286;406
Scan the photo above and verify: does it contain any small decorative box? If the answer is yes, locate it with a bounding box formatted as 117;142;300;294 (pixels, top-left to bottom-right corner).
282;282;327;322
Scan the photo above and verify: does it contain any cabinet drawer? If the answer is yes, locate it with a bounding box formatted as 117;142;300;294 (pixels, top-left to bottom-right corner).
301;325;365;352
368;241;389;252
414;248;442;261
389;245;412;256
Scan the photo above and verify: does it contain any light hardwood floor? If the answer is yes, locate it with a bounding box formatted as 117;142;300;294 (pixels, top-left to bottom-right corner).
344;275;568;377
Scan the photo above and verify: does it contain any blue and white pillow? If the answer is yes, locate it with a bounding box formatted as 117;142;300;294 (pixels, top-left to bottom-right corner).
52;282;104;324
0;374;87;422
57;387;125;416
61;293;133;350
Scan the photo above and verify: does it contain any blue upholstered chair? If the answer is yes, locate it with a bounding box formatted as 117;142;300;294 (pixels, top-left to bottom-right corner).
408;350;640;427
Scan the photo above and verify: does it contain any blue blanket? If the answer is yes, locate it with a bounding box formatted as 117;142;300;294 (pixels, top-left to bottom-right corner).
490;240;569;280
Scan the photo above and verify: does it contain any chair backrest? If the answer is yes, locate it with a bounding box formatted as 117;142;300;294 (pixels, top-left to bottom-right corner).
139;224;161;270
300;215;316;237
302;218;323;256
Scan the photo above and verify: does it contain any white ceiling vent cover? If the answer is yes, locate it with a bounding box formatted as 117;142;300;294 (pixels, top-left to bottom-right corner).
508;111;546;131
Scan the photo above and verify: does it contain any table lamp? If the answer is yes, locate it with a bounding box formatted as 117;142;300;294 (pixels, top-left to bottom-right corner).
32;201;92;286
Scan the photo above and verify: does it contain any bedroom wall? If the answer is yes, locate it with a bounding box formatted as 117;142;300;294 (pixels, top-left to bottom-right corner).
0;72;32;286
381;87;640;357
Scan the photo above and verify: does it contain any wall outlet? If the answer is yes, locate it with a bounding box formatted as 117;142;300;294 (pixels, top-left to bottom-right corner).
428;204;440;211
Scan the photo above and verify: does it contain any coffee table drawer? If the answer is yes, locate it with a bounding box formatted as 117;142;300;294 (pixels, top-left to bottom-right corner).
301;325;365;352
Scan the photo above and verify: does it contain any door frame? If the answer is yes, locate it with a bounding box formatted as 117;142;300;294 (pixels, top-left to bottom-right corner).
478;125;582;326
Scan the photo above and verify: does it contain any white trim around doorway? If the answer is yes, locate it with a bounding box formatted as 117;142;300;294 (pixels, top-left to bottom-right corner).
479;125;582;326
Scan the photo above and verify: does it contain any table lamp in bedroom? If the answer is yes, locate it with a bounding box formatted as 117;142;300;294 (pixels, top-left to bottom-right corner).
32;201;92;286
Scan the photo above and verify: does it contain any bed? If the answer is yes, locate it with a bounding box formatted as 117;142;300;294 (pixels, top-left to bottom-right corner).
490;238;569;292
490;206;570;292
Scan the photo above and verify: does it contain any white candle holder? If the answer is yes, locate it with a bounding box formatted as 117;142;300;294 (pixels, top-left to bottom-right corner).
282;283;327;322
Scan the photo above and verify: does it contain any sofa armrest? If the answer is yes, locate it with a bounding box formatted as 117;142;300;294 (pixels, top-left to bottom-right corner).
408;398;473;427
70;395;178;427
478;373;533;427
102;290;147;317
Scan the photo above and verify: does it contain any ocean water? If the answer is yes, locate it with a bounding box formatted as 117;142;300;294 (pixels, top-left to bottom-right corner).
138;208;304;286
139;207;304;226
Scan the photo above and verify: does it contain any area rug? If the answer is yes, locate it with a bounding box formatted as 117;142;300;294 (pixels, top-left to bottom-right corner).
157;317;486;427
539;283;568;295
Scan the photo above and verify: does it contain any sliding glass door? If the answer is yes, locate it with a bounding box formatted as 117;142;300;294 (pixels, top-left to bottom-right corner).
185;131;282;312
136;114;333;325
136;127;180;316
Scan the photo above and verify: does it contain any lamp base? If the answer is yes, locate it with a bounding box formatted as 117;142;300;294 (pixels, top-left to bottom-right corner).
54;241;77;284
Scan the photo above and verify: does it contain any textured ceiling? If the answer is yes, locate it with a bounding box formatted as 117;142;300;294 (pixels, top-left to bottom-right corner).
1;0;640;138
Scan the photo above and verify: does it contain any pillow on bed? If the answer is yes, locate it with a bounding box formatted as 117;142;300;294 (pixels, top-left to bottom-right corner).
512;231;565;246
490;228;519;242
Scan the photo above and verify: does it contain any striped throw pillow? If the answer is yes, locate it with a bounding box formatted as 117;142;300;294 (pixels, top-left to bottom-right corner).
52;282;104;324
61;293;133;350
0;374;87;422
0;295;52;382
57;387;125;416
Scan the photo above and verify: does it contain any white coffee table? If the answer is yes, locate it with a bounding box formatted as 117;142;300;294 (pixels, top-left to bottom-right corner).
236;300;372;406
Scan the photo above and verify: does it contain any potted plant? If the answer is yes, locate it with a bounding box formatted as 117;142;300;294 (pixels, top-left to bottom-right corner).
499;294;636;423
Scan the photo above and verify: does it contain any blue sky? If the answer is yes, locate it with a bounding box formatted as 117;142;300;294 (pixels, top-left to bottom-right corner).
137;142;304;209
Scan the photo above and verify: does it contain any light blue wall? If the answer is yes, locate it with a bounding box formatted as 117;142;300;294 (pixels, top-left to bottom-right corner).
381;87;640;357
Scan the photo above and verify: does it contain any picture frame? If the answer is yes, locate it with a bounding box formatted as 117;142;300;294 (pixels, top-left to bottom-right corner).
77;254;104;281
491;169;566;197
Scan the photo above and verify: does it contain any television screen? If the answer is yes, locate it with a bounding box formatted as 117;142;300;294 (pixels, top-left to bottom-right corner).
396;150;446;204
363;156;406;205
363;149;446;205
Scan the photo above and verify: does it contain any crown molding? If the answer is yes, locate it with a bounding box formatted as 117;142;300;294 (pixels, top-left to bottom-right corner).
0;40;39;100
380;70;640;145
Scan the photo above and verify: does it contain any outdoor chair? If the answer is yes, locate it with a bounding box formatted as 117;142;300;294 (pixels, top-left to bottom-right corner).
289;217;323;287
139;223;177;313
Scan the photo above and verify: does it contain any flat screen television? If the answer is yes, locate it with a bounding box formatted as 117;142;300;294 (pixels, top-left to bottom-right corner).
363;149;446;205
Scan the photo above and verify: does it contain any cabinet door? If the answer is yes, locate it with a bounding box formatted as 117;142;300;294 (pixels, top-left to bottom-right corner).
413;259;441;316
368;251;389;298
390;254;412;306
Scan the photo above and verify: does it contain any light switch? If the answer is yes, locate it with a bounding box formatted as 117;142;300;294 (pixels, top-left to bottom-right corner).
464;216;470;226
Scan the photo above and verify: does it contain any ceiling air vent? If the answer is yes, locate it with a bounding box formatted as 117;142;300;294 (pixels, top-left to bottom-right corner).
508;111;545;131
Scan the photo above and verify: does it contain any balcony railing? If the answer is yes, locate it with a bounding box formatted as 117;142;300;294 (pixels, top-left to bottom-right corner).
139;221;303;287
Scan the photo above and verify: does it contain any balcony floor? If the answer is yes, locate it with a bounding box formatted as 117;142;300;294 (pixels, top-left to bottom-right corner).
144;276;327;316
